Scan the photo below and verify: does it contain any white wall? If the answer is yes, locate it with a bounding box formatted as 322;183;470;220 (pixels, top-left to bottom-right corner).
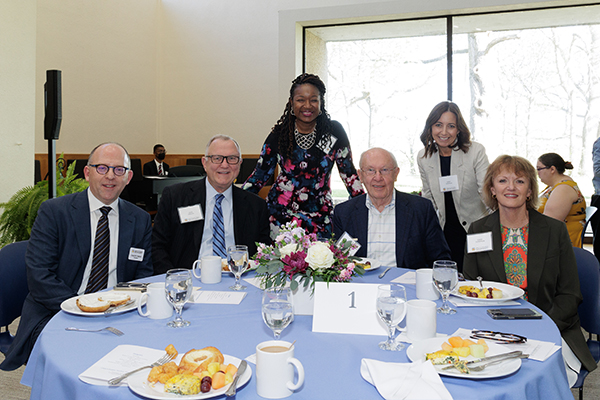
24;0;600;161
0;0;36;203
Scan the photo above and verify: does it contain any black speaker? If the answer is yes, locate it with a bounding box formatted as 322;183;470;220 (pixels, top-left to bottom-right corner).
44;70;62;140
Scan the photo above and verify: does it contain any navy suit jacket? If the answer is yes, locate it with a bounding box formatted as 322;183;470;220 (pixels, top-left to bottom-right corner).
0;190;153;371
143;160;170;176
332;191;451;269
152;178;271;275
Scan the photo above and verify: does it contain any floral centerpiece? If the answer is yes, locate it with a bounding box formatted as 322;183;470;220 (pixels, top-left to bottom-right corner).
254;220;364;292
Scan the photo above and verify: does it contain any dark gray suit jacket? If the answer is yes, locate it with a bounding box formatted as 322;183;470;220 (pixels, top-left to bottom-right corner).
152;178;271;275
0;190;153;371
464;209;596;372
332;191;451;269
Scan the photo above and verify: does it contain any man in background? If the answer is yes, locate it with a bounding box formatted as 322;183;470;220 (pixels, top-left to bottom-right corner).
152;134;271;275
0;143;153;371
143;144;169;176
333;147;451;269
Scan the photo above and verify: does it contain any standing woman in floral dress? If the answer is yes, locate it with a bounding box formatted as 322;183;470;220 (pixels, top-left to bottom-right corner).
243;73;364;239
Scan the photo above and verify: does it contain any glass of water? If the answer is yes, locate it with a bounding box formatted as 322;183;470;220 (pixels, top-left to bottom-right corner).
228;245;249;291
432;260;458;314
261;287;294;339
165;268;193;328
376;284;407;351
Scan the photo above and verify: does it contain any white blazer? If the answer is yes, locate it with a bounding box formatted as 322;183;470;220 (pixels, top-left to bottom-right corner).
417;141;489;231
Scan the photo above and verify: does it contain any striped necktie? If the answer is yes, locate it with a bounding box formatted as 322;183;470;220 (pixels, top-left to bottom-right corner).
158;163;163;175
213;194;227;258
86;206;111;293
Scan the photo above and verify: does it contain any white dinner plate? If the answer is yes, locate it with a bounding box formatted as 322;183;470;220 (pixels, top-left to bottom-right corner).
451;281;525;303
60;290;143;317
128;354;252;399
355;258;381;272
406;337;521;379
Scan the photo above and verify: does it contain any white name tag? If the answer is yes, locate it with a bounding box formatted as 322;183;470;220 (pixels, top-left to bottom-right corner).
312;282;387;336
439;175;459;192
316;135;338;154
466;232;493;253
178;204;204;224
128;247;145;261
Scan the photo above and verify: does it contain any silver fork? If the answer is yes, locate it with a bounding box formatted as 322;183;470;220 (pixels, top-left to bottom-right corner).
65;326;124;336
108;352;176;385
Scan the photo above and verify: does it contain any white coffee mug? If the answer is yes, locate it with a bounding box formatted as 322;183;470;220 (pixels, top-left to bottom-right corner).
416;268;440;300
137;282;173;320
256;340;304;399
192;256;222;284
406;299;437;341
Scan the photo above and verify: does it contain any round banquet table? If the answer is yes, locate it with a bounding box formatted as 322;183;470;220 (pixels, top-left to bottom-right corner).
21;268;573;400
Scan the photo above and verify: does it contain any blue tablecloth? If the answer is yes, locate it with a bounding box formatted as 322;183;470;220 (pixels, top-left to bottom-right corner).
21;268;573;399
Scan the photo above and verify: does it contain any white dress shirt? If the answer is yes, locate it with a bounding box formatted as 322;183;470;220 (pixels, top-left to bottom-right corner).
77;189;120;294
198;181;235;259
366;191;397;267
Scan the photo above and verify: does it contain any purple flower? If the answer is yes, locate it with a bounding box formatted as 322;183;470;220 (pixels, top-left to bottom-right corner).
281;252;308;277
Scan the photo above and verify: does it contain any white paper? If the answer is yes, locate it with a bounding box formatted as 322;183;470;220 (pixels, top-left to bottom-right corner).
79;344;165;386
439;175;459;192
466;232;493;253
392;271;416;285
177;204;203;223
312;282;388;336
192;290;246;304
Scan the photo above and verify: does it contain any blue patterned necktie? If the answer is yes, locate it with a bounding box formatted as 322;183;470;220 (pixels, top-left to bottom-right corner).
213;194;227;258
86;206;111;293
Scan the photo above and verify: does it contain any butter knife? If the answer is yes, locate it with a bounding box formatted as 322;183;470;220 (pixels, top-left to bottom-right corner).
104;299;134;315
225;360;247;397
378;267;392;279
441;350;523;370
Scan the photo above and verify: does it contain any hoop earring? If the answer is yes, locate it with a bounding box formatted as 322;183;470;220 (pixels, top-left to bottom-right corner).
527;196;531;201
492;194;497;199
291;109;295;116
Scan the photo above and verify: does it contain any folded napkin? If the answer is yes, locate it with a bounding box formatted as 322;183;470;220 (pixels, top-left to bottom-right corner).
392;271;416;285
361;358;453;400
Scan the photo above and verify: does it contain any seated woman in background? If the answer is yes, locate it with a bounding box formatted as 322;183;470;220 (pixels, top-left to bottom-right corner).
463;155;596;386
536;153;586;247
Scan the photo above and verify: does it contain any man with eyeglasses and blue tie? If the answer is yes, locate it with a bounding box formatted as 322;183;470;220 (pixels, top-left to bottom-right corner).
0;143;153;371
152;134;271;275
333;147;450;269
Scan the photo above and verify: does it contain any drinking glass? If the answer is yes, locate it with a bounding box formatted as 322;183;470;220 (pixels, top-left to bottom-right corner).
165;268;193;327
228;245;249;291
262;287;294;339
432;260;458;314
376;284;407;351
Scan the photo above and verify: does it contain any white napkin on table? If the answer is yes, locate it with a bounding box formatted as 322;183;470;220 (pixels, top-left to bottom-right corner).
360;358;453;400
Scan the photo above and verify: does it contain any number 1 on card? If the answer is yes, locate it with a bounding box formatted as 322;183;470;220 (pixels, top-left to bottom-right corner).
348;291;356;308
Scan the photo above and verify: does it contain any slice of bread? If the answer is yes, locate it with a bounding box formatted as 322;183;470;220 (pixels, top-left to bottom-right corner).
98;292;131;306
76;297;110;313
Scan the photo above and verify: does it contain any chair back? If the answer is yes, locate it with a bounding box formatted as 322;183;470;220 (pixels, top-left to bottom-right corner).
169;165;205;177
0;241;29;328
573;247;600;335
581;206;598;247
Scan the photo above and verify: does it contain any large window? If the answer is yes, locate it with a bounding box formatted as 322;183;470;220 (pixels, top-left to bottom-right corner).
306;5;600;201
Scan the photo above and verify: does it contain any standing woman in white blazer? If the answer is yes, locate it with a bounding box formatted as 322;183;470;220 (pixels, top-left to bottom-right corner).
417;101;489;271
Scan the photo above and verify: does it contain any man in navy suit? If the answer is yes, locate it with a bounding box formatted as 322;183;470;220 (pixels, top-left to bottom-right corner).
333;148;450;269
143;144;170;176
152;135;271;275
0;143;153;371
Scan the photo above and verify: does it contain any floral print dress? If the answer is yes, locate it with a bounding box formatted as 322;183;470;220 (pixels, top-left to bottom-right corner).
242;121;364;239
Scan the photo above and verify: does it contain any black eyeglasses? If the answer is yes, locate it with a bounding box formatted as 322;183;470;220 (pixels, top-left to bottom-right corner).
205;155;241;165
470;330;527;344
88;164;129;176
536;166;549;172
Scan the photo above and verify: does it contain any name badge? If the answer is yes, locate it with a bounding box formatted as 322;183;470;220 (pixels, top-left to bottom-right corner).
439;175;459;192
316;135;338;154
128;247;145;261
178;204;204;223
467;232;493;253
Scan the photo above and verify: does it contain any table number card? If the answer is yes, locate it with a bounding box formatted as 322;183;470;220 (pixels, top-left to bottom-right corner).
312;282;387;336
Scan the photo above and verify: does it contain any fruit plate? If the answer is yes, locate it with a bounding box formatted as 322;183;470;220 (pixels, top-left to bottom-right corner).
128;354;251;399
355;258;381;272
406;337;521;379
61;291;143;317
451;281;525;303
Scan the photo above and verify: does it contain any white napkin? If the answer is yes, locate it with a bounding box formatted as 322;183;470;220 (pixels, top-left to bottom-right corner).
361;358;453;400
392;271;416;285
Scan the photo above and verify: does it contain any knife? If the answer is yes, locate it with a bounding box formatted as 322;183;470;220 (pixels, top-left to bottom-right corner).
441;350;523;370
225;360;247;397
378;267;392;279
104;299;135;315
